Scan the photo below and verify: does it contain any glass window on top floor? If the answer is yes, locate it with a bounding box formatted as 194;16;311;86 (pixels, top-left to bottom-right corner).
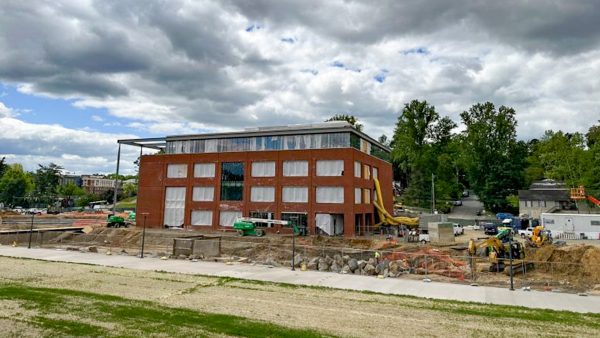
220;162;244;201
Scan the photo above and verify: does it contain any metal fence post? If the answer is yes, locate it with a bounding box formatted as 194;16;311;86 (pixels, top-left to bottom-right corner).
27;214;34;249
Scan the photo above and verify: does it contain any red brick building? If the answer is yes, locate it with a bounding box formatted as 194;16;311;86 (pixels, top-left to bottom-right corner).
126;122;393;237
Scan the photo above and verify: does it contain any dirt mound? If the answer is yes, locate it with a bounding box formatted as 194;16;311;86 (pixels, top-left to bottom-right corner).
529;245;600;284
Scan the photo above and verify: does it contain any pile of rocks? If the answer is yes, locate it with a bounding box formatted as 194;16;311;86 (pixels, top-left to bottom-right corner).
301;254;413;278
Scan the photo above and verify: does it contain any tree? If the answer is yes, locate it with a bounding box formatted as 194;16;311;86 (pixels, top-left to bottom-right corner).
122;182;138;198
586;121;600;148
532;131;588;187
57;182;85;206
378;134;390;147
460;102;525;212
326;114;363;131
391;100;460;208
0;157;8;178
0;164;34;207
33;163;63;200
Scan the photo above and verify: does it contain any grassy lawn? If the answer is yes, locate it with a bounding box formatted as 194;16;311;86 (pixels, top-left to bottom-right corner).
0;284;328;337
115;197;136;209
1;257;599;337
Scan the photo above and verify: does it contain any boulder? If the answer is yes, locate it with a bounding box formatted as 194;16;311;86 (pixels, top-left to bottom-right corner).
333;254;343;267
389;261;399;274
325;255;334;265
307;257;319;270
368;258;376;266
341;265;351;274
318;258;330;271
348;258;359;272
342;255;351;263
364;264;376;275
357;260;367;270
293;254;303;267
331;262;341;273
88;246;98;253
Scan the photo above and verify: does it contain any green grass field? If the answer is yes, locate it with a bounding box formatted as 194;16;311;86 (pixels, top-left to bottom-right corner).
0;284;327;337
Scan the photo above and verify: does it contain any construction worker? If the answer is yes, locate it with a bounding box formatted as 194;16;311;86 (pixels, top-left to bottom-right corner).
374;251;381;264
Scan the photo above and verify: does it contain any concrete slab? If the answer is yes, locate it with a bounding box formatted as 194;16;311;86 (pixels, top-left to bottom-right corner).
1;246;598;313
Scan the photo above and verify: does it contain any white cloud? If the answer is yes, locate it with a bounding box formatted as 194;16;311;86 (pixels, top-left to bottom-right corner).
0;101;13;117
0;0;599;177
91;114;104;122
0;116;147;174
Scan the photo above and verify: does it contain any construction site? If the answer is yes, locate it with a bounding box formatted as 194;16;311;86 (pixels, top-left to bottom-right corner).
2;208;599;296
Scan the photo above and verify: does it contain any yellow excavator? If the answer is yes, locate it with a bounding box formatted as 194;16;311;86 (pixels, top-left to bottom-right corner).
527;225;552;248
372;178;419;229
468;228;528;273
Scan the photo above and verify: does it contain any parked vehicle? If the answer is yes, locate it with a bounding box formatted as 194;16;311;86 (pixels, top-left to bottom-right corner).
483;223;498;235
453;223;464;236
452;200;462;206
518;227;534;238
419;233;430;244
462;190;469;197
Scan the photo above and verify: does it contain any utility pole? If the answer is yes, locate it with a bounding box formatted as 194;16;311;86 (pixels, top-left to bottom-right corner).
27;214;34;249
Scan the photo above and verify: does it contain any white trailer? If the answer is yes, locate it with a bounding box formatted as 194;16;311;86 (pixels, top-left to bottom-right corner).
541;213;600;240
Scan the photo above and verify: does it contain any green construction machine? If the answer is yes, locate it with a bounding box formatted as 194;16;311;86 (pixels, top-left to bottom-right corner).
106;214;130;228
233;217;305;237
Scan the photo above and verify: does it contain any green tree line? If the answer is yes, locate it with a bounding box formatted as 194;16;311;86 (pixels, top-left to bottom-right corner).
0;159;137;209
333;102;600;213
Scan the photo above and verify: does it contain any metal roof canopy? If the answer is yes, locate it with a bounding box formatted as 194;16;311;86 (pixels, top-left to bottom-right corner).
117;137;166;150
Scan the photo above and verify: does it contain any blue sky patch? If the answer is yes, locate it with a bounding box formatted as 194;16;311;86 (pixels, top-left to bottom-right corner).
401;47;429;55
331;60;345;68
281;37;295;44
300;69;319;75
245;24;263;32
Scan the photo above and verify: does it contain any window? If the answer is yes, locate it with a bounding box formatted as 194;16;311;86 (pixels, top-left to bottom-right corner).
220;162;244;201
219;210;242;227
354;161;361;178
251;161;275;177
373;167;378;179
591;220;600;226
167;164;187;178
316;160;344;176
250;186;275;202
283;161;308;176
316;187;344;203
194;163;215;178
363;188;371;204
164;187;186;227
250;211;274;227
281;213;308;233
354;188;361;204
191;210;212;226
363;164;370;180
192;186;214;201
282;187;308;203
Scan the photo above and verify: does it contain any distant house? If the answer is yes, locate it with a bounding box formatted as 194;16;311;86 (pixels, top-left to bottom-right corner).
81;175;122;195
518;179;571;219
59;174;82;187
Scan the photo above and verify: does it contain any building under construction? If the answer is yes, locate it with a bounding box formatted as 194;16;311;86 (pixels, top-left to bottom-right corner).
121;122;393;237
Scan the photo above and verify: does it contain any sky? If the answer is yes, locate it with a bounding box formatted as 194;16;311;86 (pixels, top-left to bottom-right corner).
1;0;599;175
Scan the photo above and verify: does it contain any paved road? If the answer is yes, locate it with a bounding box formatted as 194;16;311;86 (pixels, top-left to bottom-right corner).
449;192;488;220
1;246;598;313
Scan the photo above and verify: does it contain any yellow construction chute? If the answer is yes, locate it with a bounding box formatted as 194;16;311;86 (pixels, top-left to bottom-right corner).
372;178;419;229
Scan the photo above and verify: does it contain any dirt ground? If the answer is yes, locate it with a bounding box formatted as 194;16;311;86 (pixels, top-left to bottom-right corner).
1;257;599;338
2;214;600;294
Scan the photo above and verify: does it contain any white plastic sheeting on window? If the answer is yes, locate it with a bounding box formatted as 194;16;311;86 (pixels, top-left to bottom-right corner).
250;186;275;202
251;161;275;177
194;163;215;177
167;164;187;178
220;210;242;227
373;167;378;179
164;187;186;227
354;188;361;204
192;186;214;201
354;161;361;178
315;214;344;236
282;187;308;203
316;187;344;203
191;210;212;226
363;164;371;180
360;138;372;154
363;189;371;204
283;161;308;176
316;160;344;176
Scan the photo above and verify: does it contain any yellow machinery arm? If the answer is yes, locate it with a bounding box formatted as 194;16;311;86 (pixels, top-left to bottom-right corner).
373;178;419;228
